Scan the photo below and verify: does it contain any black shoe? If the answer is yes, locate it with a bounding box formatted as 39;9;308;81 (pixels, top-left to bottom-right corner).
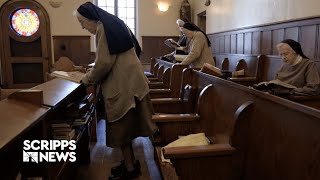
111;160;141;175
108;165;141;180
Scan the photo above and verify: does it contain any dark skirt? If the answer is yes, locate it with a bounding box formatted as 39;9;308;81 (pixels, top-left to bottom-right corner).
106;94;158;148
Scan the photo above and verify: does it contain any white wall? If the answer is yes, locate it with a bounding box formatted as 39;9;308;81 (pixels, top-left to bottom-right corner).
2;0;319;50
192;0;320;34
0;0;182;52
137;0;181;48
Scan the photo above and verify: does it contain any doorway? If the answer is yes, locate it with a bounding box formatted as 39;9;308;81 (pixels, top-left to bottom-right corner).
197;11;206;33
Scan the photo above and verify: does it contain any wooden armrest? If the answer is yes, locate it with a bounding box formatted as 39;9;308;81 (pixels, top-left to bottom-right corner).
163;143;236;159
149;82;163;85
228;77;257;82
150;89;172;94
148;77;159;82
152;98;182;104
152;113;199;122
288;95;320;101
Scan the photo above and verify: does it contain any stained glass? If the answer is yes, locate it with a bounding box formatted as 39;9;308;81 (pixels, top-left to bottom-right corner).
11;9;40;36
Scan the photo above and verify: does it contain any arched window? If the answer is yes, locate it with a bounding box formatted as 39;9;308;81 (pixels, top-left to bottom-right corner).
96;0;136;35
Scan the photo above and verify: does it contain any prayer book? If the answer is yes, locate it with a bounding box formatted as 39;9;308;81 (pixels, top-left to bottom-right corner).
254;79;297;90
200;63;223;77
51;71;84;83
164;38;181;48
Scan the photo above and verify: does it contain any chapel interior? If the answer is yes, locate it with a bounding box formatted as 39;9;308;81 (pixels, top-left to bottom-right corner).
0;0;320;180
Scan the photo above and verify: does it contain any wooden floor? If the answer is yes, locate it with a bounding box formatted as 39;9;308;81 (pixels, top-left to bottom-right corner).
73;120;162;180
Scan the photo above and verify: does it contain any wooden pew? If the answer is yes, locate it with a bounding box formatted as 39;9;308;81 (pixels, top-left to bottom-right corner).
157;72;320;180
153;70;256;179
150;64;188;98
152;84;214;146
213;54;261;86
160;101;253;180
144;57;156;77
149;65;171;89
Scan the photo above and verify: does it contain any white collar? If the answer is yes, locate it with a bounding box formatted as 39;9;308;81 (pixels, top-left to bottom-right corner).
292;55;302;66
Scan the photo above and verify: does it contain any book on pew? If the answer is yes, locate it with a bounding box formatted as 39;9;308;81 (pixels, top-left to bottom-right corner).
254;79;297;89
50;71;84;83
253;79;296;95
200;63;223;77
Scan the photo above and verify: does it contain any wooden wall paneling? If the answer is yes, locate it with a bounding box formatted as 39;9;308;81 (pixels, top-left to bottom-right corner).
317;25;320;59
140;36;178;63
284;27;299;41
208;16;320;57
272;29;285;55
219;36;225;54
208;36;214;54
300;25;317;59
236;33;244;54
53;36;90;65
231;34;237;54
244;32;252;54
261;31;272;55
224;35;231;54
214;37;220;54
252;31;261;55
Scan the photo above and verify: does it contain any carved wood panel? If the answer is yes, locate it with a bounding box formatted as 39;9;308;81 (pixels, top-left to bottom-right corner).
140;36;179;63
53;36;91;65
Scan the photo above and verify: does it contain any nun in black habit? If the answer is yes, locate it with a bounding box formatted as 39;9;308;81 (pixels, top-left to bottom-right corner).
75;2;158;179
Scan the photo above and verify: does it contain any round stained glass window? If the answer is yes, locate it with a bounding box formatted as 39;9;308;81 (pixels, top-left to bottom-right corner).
11;9;40;36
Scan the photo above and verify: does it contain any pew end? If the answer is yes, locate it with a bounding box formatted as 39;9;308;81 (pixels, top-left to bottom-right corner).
152;84;214;145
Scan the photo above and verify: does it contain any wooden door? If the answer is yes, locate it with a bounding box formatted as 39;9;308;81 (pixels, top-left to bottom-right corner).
0;0;52;88
197;11;206;33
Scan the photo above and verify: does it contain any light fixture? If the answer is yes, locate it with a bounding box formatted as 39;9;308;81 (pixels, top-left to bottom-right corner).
49;0;63;8
157;2;170;12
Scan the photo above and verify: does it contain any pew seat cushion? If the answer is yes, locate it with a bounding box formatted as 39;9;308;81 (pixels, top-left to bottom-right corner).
161;133;210;163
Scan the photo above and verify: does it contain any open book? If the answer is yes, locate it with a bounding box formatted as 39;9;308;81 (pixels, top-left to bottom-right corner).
254;79;297;90
164;38;181;48
50;71;84;83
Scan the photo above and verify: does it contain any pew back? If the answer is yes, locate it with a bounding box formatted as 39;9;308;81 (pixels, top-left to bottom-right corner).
162;71;320;180
215;54;260;77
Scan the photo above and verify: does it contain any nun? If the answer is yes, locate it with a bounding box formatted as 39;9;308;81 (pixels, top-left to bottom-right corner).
75;2;158;179
276;39;320;95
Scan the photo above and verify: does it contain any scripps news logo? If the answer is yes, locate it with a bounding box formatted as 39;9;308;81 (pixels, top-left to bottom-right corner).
23;140;76;163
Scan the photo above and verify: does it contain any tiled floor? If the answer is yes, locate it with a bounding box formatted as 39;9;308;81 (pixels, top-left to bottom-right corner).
74;120;162;180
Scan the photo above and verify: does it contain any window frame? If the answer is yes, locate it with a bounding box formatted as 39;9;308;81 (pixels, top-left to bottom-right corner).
95;0;137;35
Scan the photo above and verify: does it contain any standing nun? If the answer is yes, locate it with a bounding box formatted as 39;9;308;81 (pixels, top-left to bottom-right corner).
75;2;158;179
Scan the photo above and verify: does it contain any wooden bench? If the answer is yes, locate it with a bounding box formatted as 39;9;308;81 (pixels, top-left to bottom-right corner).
155;71;320;180
144;57;156;77
148;59;173;89
214;54;261;86
150;63;188;98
